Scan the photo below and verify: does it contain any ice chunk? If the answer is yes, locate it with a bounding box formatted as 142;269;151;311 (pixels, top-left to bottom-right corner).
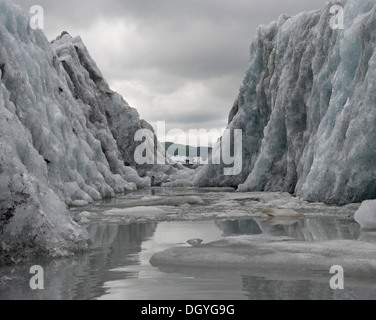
355;200;376;229
256;208;304;217
103;207;165;216
78;211;97;218
71;200;89;207
187;239;203;247
100;195;203;209
162;168;196;188
150;235;376;279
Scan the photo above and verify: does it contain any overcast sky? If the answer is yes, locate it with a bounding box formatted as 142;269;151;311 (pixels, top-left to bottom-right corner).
15;0;326;145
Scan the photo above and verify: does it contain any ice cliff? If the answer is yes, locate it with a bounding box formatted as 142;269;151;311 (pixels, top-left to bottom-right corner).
195;0;376;205
0;0;167;263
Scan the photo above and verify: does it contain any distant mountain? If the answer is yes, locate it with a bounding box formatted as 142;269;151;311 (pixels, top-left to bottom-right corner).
162;142;212;158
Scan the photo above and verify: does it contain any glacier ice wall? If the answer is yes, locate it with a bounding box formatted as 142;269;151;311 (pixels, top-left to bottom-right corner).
0;0;164;263
196;0;376;205
51;33;175;189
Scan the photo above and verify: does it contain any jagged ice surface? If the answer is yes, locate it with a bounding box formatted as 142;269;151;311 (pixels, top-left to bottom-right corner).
0;0;162;263
195;0;376;205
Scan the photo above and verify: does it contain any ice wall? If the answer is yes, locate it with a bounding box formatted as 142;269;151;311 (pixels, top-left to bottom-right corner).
196;0;376;205
0;0;162;263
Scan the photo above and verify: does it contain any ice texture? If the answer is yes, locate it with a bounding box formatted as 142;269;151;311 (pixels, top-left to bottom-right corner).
195;0;376;205
355;200;376;229
103;206;166;217
101;195;203;208
162;167;198;187
0;0;167;263
72;189;359;229
150;236;376;279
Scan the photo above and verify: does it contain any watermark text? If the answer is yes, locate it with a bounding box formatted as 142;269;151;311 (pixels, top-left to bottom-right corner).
29;265;44;290
330;5;344;30
134;121;242;176
330;265;344;290
29;5;44;30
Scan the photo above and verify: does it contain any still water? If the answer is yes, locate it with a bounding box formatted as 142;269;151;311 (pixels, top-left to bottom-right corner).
0;188;375;300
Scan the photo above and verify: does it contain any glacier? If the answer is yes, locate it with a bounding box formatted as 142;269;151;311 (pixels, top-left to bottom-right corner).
195;0;376;205
2;0;376;266
0;0;173;263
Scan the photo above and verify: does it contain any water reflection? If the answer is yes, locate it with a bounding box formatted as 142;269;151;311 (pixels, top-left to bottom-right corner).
241;276;350;300
358;230;376;242
241;275;376;300
0;215;372;300
0;223;157;300
215;220;262;236
216;217;360;241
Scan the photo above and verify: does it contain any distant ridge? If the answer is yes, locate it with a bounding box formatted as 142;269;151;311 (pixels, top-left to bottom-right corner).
162;142;212;158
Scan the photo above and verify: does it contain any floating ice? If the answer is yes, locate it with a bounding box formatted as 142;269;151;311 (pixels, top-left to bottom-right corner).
355;200;376;229
257;208;304;218
162;168;197;188
187;239;203;247
103;207;165;217
73;191;359;238
71;200;89;207
99;195;203;209
150;235;376;279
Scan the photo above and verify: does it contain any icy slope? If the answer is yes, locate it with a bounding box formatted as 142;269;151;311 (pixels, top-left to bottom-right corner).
0;83;89;263
195;0;376;205
0;0;162;263
51;33;175;188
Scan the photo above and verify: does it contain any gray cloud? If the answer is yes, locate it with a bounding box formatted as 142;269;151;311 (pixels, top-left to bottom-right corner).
14;0;327;143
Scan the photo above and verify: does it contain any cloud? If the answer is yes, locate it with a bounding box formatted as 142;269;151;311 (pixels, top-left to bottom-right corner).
13;0;327;143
